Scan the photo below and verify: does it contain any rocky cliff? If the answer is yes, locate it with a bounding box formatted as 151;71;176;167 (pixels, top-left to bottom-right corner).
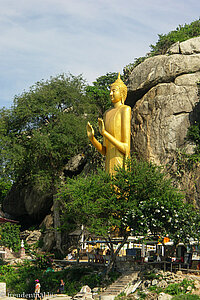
127;36;200;206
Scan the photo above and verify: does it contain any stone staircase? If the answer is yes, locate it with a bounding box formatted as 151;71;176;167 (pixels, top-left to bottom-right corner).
98;271;139;300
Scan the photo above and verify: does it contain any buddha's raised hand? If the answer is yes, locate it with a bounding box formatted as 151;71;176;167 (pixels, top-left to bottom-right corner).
98;118;105;135
86;122;94;140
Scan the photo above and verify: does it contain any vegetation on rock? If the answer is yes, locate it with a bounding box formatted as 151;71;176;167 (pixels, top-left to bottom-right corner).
124;18;200;78
185;81;200;165
150;19;200;55
187;122;200;162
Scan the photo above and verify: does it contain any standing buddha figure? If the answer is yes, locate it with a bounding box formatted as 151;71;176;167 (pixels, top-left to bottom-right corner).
87;73;131;174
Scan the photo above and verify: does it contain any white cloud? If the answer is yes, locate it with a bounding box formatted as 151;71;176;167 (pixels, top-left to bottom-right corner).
0;0;200;107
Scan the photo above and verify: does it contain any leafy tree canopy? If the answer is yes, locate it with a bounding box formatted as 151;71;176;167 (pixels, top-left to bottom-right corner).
0;178;12;204
0;73;96;191
86;72;118;118
59;158;200;270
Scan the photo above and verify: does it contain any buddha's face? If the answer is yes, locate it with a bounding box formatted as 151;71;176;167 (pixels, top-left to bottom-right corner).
110;85;122;103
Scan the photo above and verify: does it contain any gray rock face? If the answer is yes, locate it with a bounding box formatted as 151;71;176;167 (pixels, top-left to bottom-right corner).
158;293;172;300
157;280;168;288
132;80;199;165
128;37;200;206
25;230;42;245
167;37;200;55
40;213;55;251
2;183;53;222
151;279;158;286
2;154;87;223
127;54;200;105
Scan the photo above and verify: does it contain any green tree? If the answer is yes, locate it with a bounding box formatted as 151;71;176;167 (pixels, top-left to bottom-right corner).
0;223;21;252
86;72;119;118
0;73;93;191
59;158;200;273
0;178;12;204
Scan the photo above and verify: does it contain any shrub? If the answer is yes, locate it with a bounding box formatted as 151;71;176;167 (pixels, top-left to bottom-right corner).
137;290;147;299
35;253;53;270
150;19;200;55
165;279;195;296
0;223;21;252
142;271;161;280
0;263;106;296
149;285;163;295
124;19;200;76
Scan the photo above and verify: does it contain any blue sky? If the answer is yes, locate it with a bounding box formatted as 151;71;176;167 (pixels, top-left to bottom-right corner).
0;0;200;108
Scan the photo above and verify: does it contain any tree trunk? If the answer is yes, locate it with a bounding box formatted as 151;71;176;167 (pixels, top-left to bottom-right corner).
53;193;64;255
106;235;128;277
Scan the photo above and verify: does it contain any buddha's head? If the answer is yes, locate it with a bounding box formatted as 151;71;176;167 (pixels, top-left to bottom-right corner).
110;73;127;104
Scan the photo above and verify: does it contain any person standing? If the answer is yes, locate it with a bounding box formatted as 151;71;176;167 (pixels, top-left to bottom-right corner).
34;279;41;300
58;279;65;294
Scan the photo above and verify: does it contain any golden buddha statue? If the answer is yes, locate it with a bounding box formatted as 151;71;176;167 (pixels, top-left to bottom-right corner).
87;73;131;174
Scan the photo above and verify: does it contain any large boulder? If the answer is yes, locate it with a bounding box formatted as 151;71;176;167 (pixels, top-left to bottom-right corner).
128;37;200;206
2;182;53;224
127;54;200;105
2;154;87;224
167;36;200;54
39;213;55;251
132;78;200;165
